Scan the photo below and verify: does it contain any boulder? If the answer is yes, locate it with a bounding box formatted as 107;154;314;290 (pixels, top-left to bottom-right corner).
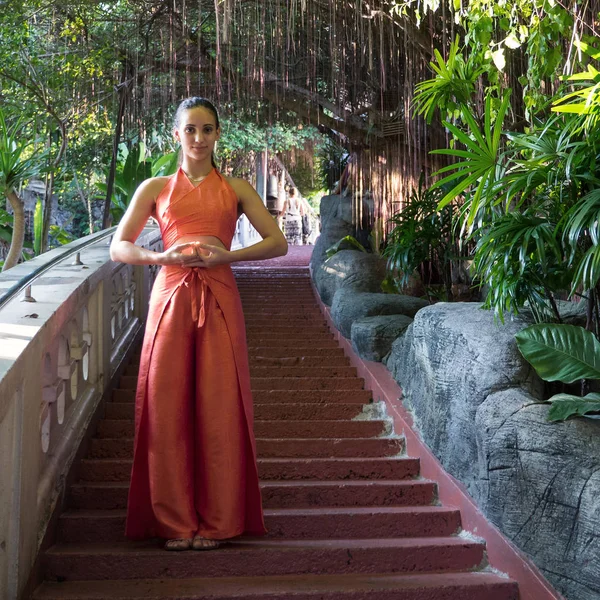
331;290;428;338
475;389;600;600
351;314;413;362
310;193;372;275
384;302;543;493
313;250;387;306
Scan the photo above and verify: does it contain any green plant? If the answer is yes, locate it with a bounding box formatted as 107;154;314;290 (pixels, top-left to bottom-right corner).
0;107;46;270
516;323;600;421
97;143;178;224
384;175;459;300
325;235;367;258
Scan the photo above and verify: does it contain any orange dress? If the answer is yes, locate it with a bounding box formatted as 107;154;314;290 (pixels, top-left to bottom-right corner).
125;167;267;540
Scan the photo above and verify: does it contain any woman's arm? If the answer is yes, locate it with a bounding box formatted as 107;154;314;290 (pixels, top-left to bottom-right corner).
195;178;288;266
109;178;201;267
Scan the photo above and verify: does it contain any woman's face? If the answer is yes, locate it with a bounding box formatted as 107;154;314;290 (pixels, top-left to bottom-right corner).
175;107;220;162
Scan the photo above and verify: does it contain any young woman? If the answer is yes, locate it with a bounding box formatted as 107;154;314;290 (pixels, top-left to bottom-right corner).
109;97;288;551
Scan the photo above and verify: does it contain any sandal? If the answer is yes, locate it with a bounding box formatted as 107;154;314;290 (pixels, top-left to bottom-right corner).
192;535;222;551
164;538;193;551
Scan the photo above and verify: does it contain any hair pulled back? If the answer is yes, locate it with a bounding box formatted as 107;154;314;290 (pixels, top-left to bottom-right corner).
173;97;220;169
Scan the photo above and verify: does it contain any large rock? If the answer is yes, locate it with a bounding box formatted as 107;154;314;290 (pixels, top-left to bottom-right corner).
331;290;428;338
475;389;600;600
351;314;413;362
385;302;542;494
310;193;372;275
313;250;387;306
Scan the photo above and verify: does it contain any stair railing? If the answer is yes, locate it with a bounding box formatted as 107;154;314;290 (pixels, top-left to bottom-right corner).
0;225;162;600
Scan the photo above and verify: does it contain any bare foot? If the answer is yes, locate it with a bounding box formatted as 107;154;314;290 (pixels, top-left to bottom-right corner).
164;538;192;551
192;535;222;551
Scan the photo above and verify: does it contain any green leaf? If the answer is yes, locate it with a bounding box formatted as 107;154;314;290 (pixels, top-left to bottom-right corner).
326;235;367;258
515;323;600;383
547;393;600;421
33;199;43;256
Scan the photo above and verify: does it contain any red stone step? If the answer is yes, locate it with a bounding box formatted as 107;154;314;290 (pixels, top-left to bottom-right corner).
96;419;385;439
87;437;404;460
111;389;373;405
68;478;429;511
42;537;487;580
105;402;366;421
117;374;364;391
58;506;460;543
123;366;358;379
250;366;358;378
246;336;337;346
32;571;519;600
246;326;331;336
76;457;419;482
250;377;364;391
249;355;350;367
247;342;341;351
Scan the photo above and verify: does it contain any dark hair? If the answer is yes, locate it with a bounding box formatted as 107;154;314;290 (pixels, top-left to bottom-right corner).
173;97;220;169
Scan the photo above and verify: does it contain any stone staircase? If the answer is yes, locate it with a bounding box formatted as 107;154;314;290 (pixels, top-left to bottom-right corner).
32;267;519;599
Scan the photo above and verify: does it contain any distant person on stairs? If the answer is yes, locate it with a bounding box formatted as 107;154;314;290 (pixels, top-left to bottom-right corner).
109;97;288;551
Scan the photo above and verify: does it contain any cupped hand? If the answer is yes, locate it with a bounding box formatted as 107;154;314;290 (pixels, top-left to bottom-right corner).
186;243;232;268
159;242;207;267
159;242;231;268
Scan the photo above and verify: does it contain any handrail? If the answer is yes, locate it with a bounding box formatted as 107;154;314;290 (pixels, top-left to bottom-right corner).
0;226;117;310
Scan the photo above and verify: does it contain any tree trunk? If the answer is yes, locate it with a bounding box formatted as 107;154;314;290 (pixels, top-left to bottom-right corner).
41;120;67;252
2;189;25;271
103;75;129;229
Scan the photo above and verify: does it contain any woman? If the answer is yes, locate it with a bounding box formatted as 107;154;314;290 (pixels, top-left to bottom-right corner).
282;186;303;245
109;97;288;551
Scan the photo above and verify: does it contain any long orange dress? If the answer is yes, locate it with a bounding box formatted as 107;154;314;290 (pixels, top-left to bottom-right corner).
125;167;267;540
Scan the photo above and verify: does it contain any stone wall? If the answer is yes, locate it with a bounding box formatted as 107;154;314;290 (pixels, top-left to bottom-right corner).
385;303;600;600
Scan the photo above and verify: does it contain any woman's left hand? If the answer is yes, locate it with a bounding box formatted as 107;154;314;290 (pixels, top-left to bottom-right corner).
184;243;232;268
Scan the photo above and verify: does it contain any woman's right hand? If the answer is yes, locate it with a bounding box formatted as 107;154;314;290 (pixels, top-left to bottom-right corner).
159;242;204;267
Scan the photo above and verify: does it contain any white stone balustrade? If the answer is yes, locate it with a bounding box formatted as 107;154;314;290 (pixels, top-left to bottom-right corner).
0;215;258;599
0;226;161;600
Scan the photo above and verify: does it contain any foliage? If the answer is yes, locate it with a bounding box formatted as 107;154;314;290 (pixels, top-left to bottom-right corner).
33;200;43;256
97;143;178;224
413;36;487;124
326;235;367;258
384;175;458;299
0;109;45;195
516;323;600;421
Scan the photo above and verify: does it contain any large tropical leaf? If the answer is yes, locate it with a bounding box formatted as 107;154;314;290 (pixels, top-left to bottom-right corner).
515;323;600;382
432;91;511;228
547;392;600;421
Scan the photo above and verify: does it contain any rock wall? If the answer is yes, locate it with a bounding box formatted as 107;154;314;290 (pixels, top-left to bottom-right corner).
386;302;600;600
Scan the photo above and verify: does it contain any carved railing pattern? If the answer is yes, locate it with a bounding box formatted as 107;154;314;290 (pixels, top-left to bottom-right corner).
0;226;161;600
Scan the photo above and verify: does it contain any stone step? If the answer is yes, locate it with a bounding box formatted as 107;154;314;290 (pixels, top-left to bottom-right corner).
87;437;404;460
247;342;341;351
123;366;358;379
251;366;358;378
33;571;519;600
111;389;373;405
250;355;350;367
244;314;326;321
76;457;420;482
246;326;331;336
246;335;337;345
58;506;460;543
104;402;367;421
96;419;386;439
42;537;487;581
250;377;364;391
117;374;364;391
68;478;430;510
